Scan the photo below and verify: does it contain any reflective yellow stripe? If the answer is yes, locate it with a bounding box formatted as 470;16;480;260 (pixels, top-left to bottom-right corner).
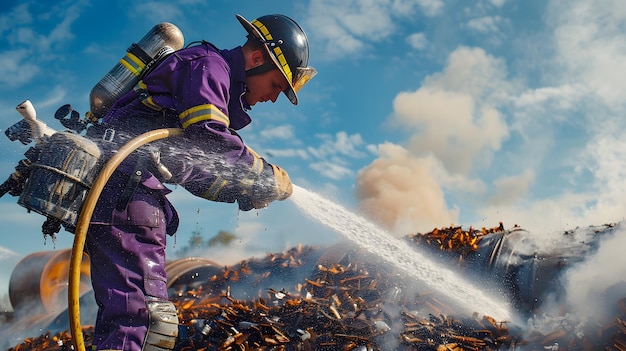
179;104;230;128
203;178;227;200
252;19;273;40
272;46;293;83
135;80;148;90
142;96;162;111
120;51;145;77
252;19;293;83
240;153;264;188
134;81;162;111
246;146;262;159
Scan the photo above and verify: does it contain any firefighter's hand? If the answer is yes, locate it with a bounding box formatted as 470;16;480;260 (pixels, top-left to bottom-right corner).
238;194;271;211
237;196;255;211
237;165;292;211
271;165;293;201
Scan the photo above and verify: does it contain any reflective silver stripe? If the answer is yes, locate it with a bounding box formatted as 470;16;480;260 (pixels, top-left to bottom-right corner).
143;298;178;351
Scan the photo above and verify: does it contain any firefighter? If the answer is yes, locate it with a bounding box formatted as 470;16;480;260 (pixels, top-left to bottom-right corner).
85;14;316;350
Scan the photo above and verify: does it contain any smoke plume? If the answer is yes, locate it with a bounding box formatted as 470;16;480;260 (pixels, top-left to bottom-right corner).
355;143;458;236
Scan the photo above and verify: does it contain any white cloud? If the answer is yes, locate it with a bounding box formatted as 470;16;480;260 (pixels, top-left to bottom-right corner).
259;124;295;140
43;5;79;49
0;246;21;261
0;50;40;87
264;148;310;160
406;32;427;50
0;4;32;37
307;131;368;159
514;84;584;109
256;127;372;181
130;2;185;22
0;1;86;89
511;84;588;136
421;46;510;99
310;161;354;180
365;144;379;155
504;0;626;230
392;0;444;17
466;16;503;33
548;0;626;111
469;130;626;234
333;132;367;157
392;47;510;174
307;0;444;60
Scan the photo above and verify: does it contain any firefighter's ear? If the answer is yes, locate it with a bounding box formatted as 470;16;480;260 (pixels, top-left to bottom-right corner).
250;50;264;67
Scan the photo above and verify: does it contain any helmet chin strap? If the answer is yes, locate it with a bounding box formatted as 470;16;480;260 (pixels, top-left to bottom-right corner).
245;62;277;77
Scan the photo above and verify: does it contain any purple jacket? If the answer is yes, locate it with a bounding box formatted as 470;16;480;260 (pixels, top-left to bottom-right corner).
92;43;279;227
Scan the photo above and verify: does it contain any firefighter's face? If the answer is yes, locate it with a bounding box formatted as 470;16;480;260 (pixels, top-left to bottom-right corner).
244;49;288;106
244;68;288;106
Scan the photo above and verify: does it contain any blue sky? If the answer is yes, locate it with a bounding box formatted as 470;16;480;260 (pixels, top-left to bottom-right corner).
1;0;626;301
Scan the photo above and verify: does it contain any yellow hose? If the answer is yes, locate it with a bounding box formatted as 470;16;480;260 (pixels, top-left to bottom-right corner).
68;128;183;351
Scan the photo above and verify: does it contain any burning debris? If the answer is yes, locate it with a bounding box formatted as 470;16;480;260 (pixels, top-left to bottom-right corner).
5;224;626;350
405;222;508;258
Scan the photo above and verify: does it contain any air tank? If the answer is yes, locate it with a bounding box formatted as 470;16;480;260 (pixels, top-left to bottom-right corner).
89;22;184;119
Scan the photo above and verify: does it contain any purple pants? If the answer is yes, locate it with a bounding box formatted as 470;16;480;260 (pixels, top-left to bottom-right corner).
86;174;176;350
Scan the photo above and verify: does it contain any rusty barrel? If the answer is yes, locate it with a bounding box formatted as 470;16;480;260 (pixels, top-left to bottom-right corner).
8;249;91;314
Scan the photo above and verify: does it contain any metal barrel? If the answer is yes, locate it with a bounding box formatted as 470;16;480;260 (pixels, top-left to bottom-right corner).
8;249;91;315
166;256;222;294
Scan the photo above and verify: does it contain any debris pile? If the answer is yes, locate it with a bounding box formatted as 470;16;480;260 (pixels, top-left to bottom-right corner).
6;224;626;350
7;329;92;351
405;222;507;259
170;244;516;351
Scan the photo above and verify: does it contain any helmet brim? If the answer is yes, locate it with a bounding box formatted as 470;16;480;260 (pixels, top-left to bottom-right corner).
237;14;299;105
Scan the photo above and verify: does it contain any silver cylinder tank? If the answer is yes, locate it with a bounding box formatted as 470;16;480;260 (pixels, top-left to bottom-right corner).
89;22;184;119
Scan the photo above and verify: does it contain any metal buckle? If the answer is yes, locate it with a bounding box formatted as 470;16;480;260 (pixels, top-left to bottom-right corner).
102;128;116;142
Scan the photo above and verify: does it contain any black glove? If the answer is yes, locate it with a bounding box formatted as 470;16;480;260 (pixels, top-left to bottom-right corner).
237;195;255;212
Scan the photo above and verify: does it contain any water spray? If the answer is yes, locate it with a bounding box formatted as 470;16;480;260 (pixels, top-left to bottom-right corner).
289;184;516;323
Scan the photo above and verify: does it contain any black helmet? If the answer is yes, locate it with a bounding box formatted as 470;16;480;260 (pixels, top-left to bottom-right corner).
237;14;317;105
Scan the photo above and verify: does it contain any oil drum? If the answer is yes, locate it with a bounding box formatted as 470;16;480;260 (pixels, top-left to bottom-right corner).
8;249;91;314
166;257;222;296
